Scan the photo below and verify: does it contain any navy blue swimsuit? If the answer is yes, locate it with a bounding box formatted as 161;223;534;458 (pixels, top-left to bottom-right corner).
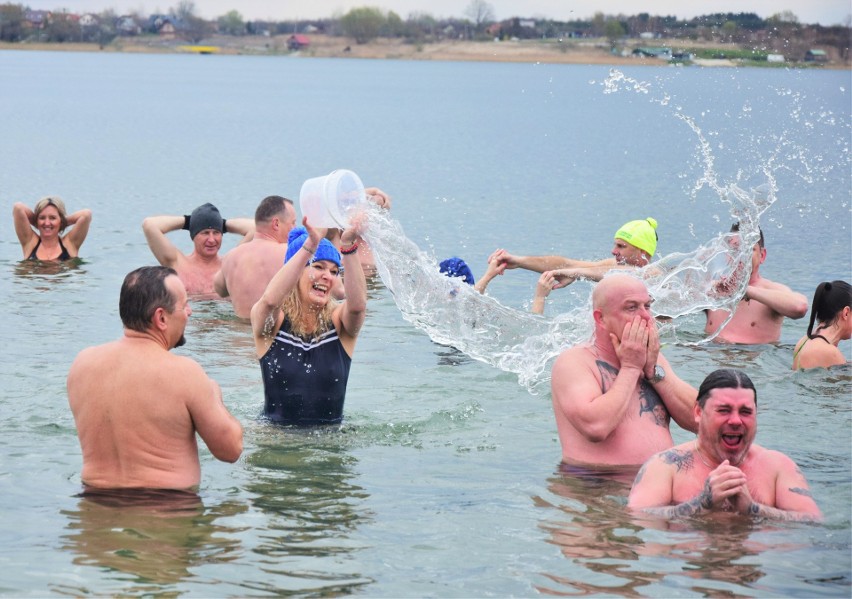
259;317;352;425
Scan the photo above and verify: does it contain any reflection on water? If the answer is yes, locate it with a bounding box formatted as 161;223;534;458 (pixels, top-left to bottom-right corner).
13;259;86;287
56;489;245;595
244;428;373;594
536;469;844;597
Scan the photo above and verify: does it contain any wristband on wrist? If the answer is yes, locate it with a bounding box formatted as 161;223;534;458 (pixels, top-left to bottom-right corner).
222;218;227;233
183;215;191;230
340;242;359;255
302;244;316;255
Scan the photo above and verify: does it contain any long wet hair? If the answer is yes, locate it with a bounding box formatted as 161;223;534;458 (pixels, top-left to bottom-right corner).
696;368;757;408
34;196;68;232
119;266;178;332
279;278;338;339
807;280;852;337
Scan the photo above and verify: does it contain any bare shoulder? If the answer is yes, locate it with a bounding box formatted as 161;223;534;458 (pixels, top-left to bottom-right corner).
755;277;793;292
749;444;798;471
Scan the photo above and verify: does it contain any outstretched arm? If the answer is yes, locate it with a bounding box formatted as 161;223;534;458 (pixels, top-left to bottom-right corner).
142;215;184;268
489;248;608;274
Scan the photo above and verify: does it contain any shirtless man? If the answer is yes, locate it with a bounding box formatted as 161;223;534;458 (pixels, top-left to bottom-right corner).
142;202;254;297
67;266;243;490
628;368;821;521
705;225;808;344
214;196;296;319
550;273;697;468
489;217;659;289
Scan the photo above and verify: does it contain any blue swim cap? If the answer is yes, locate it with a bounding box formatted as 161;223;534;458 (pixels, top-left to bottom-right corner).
285;226;341;268
439;257;475;285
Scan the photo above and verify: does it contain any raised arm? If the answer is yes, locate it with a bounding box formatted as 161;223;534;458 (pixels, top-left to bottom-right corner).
250;218;323;347
531;271;556;314
142;215;184;268
644;322;698;433
64;208;93;252
336;226;367;339
746;281;808;319
223;217;255;242
12;202;37;254
473;258;504;294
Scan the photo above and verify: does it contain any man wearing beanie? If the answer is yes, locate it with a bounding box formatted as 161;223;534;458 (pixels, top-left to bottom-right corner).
487;217;659;293
142;203;254;297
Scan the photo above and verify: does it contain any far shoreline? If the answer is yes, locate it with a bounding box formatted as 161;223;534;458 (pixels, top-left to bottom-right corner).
1;34;848;70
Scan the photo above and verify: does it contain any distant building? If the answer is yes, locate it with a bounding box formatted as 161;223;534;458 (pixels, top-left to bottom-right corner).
805;49;828;63
287;34;310;50
24;10;51;29
767;54;785;63
79;14;99;27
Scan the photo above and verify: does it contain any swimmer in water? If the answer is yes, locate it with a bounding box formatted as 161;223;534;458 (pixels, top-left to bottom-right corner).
13;196;92;261
792;280;851;370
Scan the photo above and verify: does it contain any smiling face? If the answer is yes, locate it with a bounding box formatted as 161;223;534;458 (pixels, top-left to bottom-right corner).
696;387;757;467
192;228;223;257
299;260;340;307
36;205;63;239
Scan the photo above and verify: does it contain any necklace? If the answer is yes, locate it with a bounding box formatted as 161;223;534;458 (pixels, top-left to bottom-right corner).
694;442;716;469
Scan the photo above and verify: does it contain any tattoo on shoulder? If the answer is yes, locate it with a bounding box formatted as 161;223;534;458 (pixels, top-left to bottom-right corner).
661;449;694;473
633;462;648;486
789;487;813;498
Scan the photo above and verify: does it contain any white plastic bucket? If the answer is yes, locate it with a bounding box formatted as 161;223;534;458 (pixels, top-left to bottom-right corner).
299;169;366;228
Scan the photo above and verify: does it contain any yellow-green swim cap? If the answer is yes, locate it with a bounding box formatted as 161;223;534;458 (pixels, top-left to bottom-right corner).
614;217;658;257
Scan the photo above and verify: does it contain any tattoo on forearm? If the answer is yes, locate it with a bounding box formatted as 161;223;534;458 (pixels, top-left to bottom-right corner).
790;487;813;498
644;480;712;519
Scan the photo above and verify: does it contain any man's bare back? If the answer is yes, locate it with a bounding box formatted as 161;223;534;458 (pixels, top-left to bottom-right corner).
216;239;287;319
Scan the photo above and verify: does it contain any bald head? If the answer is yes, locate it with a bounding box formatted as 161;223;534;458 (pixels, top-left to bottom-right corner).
593;273;649;312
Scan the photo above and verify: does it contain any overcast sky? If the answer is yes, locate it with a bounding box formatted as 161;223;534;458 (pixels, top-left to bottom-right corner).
23;0;851;26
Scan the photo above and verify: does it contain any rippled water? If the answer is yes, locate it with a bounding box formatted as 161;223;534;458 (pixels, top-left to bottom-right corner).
0;51;850;596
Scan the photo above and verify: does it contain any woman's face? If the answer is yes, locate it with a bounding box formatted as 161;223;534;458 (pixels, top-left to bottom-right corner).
37;205;62;238
299;260;340;307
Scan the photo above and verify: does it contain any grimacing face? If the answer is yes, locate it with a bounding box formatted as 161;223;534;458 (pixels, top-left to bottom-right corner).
697;387;757;467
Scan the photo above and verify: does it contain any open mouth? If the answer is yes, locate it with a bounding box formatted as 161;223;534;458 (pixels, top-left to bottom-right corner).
721;433;743;449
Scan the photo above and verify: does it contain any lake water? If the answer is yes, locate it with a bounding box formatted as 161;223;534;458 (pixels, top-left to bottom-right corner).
1;50;850;596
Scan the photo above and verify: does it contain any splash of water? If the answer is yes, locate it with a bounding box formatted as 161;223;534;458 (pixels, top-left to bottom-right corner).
361;69;787;390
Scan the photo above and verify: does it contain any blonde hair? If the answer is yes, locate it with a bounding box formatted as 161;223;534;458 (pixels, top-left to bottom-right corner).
280;285;338;339
33;196;68;232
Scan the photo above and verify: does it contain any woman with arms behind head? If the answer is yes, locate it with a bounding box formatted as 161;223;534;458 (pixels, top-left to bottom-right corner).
13;196;92;261
792;280;851;370
250;217;367;425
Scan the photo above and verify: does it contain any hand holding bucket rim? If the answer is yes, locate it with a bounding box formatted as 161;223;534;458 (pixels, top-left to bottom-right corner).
299;169;366;229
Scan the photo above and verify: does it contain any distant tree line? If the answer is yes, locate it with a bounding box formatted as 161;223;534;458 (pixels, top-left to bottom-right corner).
0;1;848;60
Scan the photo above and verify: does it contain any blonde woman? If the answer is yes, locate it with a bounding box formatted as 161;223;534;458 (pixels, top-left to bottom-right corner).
251;218;366;425
13;196;92;261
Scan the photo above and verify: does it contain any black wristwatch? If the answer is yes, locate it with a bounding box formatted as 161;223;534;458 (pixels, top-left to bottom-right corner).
648;365;666;384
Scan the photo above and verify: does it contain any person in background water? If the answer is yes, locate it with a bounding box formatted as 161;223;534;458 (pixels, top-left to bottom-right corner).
444;256;554;316
142;202;254;297
628;368;822;522
13;196;92;261
67;266;243;491
550;273;697;470
251;218;367;425
792;280;851;370
214;195;297;319
705;223;808;344
488;217;660;288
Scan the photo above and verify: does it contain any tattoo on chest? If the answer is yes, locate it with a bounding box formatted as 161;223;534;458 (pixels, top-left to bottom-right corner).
596;359;670;427
660;448;694;472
